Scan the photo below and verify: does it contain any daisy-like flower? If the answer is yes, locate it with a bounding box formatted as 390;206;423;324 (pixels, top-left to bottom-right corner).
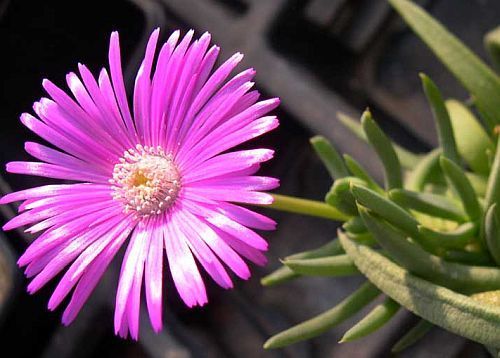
1;29;279;339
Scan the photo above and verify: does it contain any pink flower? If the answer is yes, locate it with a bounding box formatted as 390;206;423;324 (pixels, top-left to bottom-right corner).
1;29;279;339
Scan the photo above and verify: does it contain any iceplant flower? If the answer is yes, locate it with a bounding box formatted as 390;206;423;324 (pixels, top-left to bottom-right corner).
1;29;279;339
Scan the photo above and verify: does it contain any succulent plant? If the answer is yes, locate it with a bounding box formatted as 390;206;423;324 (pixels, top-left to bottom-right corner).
261;0;500;354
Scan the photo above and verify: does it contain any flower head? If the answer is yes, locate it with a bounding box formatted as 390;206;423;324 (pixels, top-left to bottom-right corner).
1;29;279;339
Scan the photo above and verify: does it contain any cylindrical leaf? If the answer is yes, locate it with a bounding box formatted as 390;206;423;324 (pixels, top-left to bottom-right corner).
391;319;433;353
485;137;500;215
261;239;344;286
389;189;466;222
485;204;500;266
420;73;460;164
343;154;384;194
337;112;421;169
485;26;500;72
358;207;500;293
326;177;366;216
351;185;432;249
405;149;441;191
361;110;402;190
310;135;349;180
340;297;400;343
263;282;380;349
440;156;482;221
418;222;477;249
446;99;494;175
284;254;359;276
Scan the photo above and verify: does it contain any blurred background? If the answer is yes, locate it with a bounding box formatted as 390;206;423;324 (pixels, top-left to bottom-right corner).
0;0;499;357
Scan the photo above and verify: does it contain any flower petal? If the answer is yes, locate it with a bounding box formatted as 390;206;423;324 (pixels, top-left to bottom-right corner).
49;216;134;311
61;219;135;325
164;210;207;307
144;216;164;332
114;219;150;334
183;149;274;183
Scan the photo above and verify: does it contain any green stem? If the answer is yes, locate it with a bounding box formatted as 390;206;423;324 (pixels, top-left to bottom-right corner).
267;194;350;221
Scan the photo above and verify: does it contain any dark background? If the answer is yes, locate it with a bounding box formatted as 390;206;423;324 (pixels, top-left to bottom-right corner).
0;0;499;357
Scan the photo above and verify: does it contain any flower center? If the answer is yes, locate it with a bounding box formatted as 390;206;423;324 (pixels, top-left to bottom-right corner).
110;144;181;218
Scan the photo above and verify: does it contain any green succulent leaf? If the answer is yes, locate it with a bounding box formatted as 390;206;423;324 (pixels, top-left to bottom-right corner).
446;99;494;176
389;0;500;128
343;154;384;194
261;239;344;286
339;230;500;348
361;110;402;190
442;250;493;266
350;185;432;249
439;156;482;221
420;73;460;164
283;254;359;277
405;148;442;191
391;319;433;353
485;26;500;71
337;112;421;169
340;297;400;343
485;137;500;215
357;207;500;293
418;222;477;250
467;172;488;197
389;188;466;222
326;177;366;216
310;135;349;180
263;282;380;349
343;216;366;234
485;204;500;266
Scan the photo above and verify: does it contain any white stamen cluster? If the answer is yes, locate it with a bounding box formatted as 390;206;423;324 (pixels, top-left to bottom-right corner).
110;144;181;218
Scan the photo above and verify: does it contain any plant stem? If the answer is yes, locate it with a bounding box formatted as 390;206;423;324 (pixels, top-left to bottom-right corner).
266;194;349;221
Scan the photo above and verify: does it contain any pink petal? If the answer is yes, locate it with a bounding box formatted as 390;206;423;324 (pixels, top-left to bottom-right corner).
65;71;129;152
0;183;108;204
180;209;250;280
176;210;233;288
186;52;243;122
215;202;276;231
183;186;273;205
144;216;164;332
192;176;280;191
27;213;125;294
50;216;134;311
179;71;255;150
192;204;268;250
215;227;268;266
179;115;279;170
97;69;135;148
133;28;160;145
18;205;122;265
20;113;111;171
76;65;133;150
24;142;101;174
163;210;207;307
6;161;108;183
114;219;150;335
182;149;274;183
150;30;181;146
61;219;135;325
108;31;137;138
156;30;194;147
